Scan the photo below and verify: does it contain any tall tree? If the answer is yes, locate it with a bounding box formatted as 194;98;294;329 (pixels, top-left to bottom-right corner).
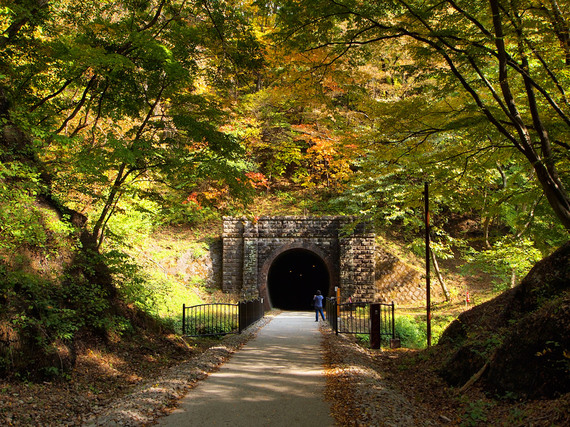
1;0;258;248
276;0;570;230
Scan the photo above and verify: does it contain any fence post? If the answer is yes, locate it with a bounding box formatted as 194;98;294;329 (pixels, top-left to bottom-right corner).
335;287;340;318
182;304;186;335
390;301;401;348
370;303;381;349
238;301;244;333
331;298;339;335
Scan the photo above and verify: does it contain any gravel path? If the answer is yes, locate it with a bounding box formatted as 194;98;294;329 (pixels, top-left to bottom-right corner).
84;315;276;426
84;312;431;426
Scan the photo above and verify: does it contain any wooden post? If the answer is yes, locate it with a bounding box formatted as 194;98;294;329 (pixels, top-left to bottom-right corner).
336;286;341;317
370;303;381;349
182;304;186;335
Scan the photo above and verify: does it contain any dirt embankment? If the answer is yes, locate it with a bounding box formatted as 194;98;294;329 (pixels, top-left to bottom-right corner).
436;242;570;399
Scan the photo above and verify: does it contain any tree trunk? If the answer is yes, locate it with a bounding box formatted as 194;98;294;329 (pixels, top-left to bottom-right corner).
532;160;570;230
483;216;492;248
488;0;570;230
430;248;451;302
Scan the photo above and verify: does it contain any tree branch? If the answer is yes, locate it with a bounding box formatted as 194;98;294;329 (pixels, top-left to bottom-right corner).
139;0;167;32
29;78;75;112
55;76;97;135
0;0;49;49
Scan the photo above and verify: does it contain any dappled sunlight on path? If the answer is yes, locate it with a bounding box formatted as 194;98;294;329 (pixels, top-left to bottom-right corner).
157;311;333;426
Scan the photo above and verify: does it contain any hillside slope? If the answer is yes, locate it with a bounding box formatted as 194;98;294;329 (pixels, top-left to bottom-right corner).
437;241;570;398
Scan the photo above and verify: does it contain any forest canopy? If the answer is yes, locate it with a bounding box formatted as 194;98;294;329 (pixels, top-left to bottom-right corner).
275;0;570;231
3;0;569;244
1;0;569;377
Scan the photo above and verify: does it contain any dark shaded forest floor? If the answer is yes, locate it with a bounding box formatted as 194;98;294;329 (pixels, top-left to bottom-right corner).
375;347;570;426
322;326;570;427
0;332;207;425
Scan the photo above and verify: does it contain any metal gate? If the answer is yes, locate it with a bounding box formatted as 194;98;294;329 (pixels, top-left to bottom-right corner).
182;298;264;337
325;298;395;348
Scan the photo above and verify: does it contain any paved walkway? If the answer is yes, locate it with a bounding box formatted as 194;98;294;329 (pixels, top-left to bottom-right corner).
157;311;334;426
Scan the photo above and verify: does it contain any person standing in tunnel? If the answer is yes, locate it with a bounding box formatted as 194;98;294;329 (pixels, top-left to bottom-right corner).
313;290;325;322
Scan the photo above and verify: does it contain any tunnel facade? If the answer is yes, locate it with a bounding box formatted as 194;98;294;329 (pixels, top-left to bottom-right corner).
222;216;375;308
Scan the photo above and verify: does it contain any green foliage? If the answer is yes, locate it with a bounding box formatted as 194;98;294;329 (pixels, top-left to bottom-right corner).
459;398;492;427
1;0;263;367
62;263;118;333
1;261;111;356
111;255;202;333
0;161;75;253
0;198;135;377
507;406;527;424
102;209;206;333
463;238;543;291
192;319;238;336
390;316;425;349
276;0;570;247
2;0;264;254
431;315;459;346
356;333;370;346
383;314;455;349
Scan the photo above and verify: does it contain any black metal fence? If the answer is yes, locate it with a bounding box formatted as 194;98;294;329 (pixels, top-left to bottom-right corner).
238;298;265;333
182;298;265;337
325;298;396;348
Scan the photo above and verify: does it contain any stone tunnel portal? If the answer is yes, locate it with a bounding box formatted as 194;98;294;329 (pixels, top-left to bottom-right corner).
222;216;376;304
267;249;330;310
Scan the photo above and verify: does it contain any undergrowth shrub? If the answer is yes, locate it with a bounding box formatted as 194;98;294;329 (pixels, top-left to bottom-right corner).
463;238;542;291
393;316;425;348
0;228;133;378
379;314;456;349
100;197;207;332
194;320;238;336
0;265;119;378
107;251;202;333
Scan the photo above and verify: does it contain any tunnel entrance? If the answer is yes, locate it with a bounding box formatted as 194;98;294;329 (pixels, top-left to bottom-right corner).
267;249;330;310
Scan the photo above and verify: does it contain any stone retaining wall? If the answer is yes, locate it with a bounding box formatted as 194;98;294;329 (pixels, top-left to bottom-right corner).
374;250;424;305
220;216;428;306
222;216;375;302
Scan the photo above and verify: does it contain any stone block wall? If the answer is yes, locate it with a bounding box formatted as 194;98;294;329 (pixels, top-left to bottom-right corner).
222;237;243;292
374;250;425;305
222;216;375;302
339;235;376;301
221;216;430;305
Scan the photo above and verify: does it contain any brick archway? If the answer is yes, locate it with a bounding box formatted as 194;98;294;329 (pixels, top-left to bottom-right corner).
222;216;376;304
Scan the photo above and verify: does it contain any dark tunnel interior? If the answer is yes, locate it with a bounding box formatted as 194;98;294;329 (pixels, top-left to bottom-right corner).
267;249;330;310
